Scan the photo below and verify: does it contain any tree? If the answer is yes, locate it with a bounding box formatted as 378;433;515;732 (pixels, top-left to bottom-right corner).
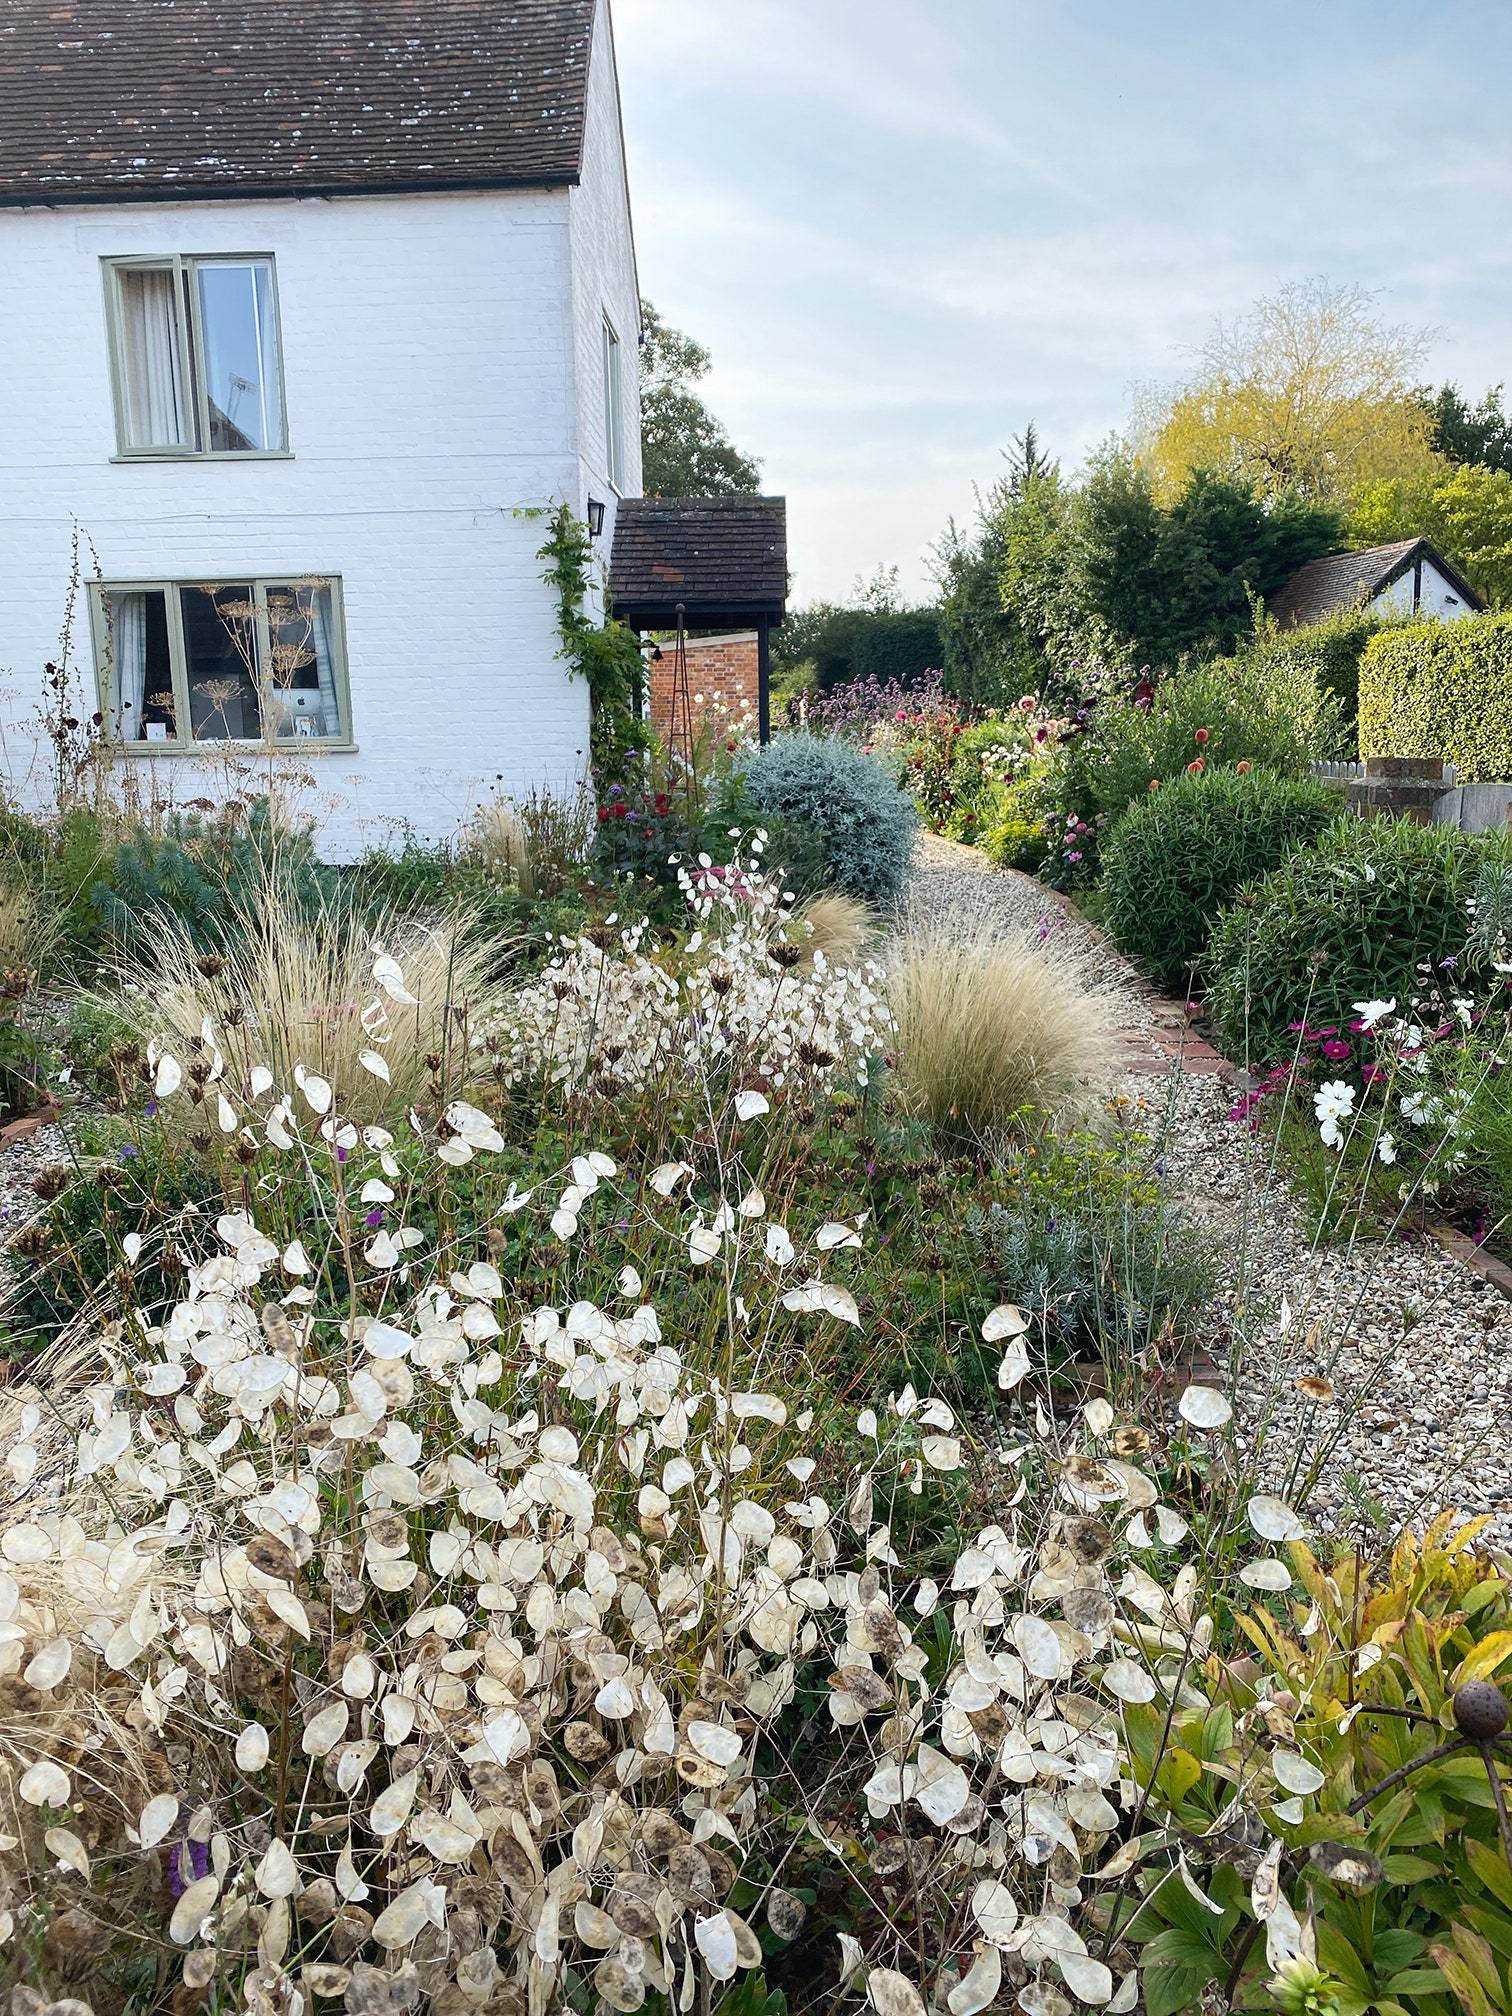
1352;461;1512;606
1420;382;1512;475
1137;279;1437;507
1071;457;1339;671
638;299;762;497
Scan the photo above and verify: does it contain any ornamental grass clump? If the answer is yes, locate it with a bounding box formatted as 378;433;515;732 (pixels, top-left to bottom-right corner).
106;866;514;1126
887;920;1120;1145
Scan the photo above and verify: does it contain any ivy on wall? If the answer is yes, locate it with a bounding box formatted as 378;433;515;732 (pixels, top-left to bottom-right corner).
534;503;651;786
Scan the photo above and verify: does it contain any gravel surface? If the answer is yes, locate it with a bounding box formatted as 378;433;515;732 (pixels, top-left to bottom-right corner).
0;1119;64;1308
907;837;1512;1545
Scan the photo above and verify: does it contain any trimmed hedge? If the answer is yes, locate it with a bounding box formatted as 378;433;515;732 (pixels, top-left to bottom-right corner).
1358;610;1512;782
1204;815;1502;1063
1101;768;1342;990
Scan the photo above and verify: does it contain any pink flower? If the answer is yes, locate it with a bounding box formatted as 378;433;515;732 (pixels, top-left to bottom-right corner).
1194;727;1210;745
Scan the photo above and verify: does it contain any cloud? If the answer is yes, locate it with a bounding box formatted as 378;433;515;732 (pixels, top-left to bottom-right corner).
612;0;1512;600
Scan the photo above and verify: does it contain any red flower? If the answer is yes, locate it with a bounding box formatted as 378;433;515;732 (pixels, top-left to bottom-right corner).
1186;758;1206;774
1194;727;1210;745
1235;760;1251;774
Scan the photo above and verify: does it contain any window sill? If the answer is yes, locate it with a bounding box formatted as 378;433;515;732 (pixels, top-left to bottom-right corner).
106;741;357;757
109;450;295;464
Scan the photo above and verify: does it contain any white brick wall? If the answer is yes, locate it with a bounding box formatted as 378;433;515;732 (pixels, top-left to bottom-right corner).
568;0;644;604
0;0;643;859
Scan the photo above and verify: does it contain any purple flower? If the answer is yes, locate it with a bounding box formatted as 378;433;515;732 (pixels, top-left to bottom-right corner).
365;1208;384;1228
337;1145;349;1164
145;1099;158;1118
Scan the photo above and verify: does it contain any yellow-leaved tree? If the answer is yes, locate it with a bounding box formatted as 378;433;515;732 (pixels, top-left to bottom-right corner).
1136;278;1439;507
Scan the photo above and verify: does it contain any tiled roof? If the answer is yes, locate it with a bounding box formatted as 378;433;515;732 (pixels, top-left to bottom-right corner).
610;496;789;622
0;0;596;206
1268;538;1484;629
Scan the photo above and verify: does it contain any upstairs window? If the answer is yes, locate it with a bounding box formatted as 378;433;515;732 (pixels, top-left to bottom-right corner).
91;578;350;749
601;314;624;489
104;255;287;457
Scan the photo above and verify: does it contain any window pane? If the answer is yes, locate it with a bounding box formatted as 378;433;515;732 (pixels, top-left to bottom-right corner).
117;267;190;451
181;585;261;741
264;581;344;739
196;260;284;451
105;590;175;741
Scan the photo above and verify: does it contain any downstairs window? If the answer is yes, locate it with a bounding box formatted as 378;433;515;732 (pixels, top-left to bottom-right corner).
91;578;351;749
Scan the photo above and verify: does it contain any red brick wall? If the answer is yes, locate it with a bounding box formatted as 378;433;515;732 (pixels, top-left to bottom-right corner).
648;632;759;748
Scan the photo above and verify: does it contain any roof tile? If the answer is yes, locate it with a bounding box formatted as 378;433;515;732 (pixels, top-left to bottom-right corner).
0;0;595;204
609;496;788;622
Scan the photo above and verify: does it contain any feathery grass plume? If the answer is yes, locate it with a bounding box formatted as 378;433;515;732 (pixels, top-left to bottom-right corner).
888;915;1120;1144
106;863;512;1123
0;882;61;984
460;795;536;896
790;888;876;968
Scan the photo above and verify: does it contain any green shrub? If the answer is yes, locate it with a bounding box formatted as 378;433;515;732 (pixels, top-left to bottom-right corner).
1101;767;1342;989
91;799;343;958
1214;606;1394;730
1359;609;1512;781
732;733;918;906
965;1130;1215;1363
1205;815;1503;1062
1088;654;1345;822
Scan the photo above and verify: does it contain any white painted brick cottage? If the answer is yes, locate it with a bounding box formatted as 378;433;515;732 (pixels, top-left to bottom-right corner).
0;0;643;856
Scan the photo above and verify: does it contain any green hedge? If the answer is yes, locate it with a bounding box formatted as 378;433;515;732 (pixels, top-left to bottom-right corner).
1223;606;1391;729
1359;611;1512;782
1101;768;1342;990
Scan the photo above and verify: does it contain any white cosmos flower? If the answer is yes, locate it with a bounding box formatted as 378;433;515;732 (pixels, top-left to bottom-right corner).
1377;1132;1397;1165
1313;1079;1355;1149
1352;997;1396;1030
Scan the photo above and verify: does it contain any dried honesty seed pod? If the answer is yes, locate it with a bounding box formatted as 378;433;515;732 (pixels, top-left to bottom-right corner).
766;1888;806;1941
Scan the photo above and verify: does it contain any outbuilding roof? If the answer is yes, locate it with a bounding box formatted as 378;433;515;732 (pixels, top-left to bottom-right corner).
0;0;597;206
1269;537;1485;630
609;495;788;628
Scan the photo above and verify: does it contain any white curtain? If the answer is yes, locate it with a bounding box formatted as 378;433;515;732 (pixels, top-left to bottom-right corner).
308;584;341;736
109;592;147;741
121;269;187;450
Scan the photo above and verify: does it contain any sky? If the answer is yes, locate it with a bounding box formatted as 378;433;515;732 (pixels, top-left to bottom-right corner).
613;0;1512;606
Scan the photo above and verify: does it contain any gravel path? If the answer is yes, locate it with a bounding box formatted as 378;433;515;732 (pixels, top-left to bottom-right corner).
906;835;1512;1545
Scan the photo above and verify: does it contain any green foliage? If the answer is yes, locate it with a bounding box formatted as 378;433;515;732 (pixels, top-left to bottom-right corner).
732;734;918;907
965;1128;1215;1363
1352;461;1512;607
1218;603;1397;732
786;606;943;695
1126;1517;1512;2016
1359;610;1512;782
1421;381;1512;476
349;833;585;971
1087;653;1345;824
1204;816;1500;1063
638;299;762;497
1075;459;1341;673
535;502;651;785
91;800;342;958
934;426;1061;707
1101;768;1343;988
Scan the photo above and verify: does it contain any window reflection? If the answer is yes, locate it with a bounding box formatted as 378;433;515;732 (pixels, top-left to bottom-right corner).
196;261;283;452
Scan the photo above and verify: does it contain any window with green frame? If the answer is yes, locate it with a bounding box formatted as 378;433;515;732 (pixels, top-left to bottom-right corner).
103;254;288;457
91;579;352;749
